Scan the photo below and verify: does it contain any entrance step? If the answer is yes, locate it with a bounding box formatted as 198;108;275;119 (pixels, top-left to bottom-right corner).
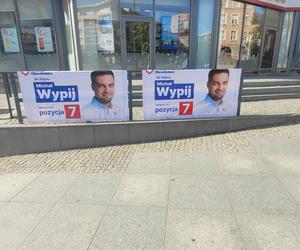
0;108;11;114
242;85;300;96
242;77;300;101
243;78;300;87
242;93;300;102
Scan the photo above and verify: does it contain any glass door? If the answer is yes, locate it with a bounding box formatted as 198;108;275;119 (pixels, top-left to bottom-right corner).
122;19;153;70
260;28;277;69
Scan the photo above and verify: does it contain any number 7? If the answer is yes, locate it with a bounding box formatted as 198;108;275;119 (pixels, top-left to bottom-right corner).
68;106;77;117
182;103;191;114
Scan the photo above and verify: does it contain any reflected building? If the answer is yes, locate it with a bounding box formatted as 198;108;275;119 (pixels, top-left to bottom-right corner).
218;0;244;68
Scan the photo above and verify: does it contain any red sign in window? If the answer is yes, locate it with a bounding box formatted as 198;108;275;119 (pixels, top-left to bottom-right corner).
179;101;193;115
64;104;81;119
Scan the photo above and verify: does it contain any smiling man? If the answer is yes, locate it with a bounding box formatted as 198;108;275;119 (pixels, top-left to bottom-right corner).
196;69;233;116
82;70;121;121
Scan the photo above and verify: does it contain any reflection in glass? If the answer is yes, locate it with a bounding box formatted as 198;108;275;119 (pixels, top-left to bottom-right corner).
125;21;150;70
0;10;25;71
155;0;190;69
0;0;15;11
277;12;294;68
265;8;280;28
120;0;134;14
17;0;59;70
291;21;300;70
217;0;244;68
260;9;280;69
239;5;265;69
195;0;214;68
76;0;121;70
120;0;153;16
261;29;276;68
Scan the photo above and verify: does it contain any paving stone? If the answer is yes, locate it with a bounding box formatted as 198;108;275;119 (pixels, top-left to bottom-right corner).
126;152;172;174
171;152;218;175
215;152;272;176
19;204;106;250
279;177;300;204
89;206;166;250
261;152;300;176
0;173;39;201
12;173;79;203
60;174;123;204
0;202;52;249
224;176;299;212
235;211;300;250
168;175;231;210
112;174;169;207
165;208;246;250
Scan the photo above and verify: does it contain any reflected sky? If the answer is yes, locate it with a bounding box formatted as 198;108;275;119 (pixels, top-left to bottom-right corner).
77;0;109;7
197;0;213;35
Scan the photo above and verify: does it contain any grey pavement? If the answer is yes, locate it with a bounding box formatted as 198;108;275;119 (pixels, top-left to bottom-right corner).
0;124;300;249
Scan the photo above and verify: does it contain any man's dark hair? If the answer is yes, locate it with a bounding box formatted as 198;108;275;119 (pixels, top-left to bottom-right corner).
90;71;114;84
208;69;229;83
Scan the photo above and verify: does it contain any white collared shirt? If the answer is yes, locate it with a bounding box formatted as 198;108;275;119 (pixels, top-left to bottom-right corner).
81;97;121;121
194;94;233;117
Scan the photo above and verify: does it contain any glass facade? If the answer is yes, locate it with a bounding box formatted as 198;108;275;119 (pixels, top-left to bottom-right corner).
277;12;294;68
291;16;300;70
239;5;265;69
155;0;191;69
0;0;299;74
260;9;280;69
17;0;59;70
0;0;25;72
265;8;280;28
216;0;297;73
217;0;245;68
124;21;152;70
76;0;121;70
195;0;214;68
120;0;153;16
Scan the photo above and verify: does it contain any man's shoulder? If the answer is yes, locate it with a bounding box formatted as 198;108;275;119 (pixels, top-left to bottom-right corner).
81;101;95;112
196;96;211;108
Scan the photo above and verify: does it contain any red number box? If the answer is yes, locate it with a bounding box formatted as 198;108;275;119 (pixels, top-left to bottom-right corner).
64;104;81;119
179;101;193;115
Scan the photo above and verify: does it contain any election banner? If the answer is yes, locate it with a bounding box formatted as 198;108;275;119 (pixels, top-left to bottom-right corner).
18;71;129;123
143;69;242;120
34;27;54;52
1;27;20;53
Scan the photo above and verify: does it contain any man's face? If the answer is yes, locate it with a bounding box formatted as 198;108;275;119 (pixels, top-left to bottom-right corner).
207;72;229;101
92;74;115;104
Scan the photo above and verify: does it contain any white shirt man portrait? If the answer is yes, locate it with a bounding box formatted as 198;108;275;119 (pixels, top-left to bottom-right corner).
81;70;121;121
195;69;233;117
